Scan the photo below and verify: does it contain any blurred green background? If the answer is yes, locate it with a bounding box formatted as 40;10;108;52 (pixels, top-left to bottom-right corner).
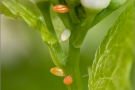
1;1;134;90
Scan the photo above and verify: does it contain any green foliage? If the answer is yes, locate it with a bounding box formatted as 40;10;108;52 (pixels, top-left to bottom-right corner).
91;0;128;27
89;1;134;90
1;0;134;90
0;2;21;18
1;0;57;45
50;10;66;40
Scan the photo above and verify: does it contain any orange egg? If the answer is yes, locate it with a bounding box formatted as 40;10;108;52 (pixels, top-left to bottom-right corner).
63;75;73;85
53;5;69;13
50;67;65;76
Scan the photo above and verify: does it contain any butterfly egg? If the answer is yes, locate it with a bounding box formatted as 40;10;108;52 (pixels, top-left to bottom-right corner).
61;29;71;41
81;0;111;10
63;75;73;85
50;67;65;77
53;5;69;13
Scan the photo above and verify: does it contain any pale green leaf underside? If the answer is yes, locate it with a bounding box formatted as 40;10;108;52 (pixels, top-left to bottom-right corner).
0;2;21;18
1;0;57;45
89;1;134;90
50;8;66;41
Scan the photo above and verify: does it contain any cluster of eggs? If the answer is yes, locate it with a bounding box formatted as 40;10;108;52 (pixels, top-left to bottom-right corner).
50;67;73;85
50;1;111;85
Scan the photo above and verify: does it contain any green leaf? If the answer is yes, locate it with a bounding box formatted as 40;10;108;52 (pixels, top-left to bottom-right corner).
35;1;67;67
91;0;128;27
50;8;66;41
0;2;21;18
1;0;57;45
72;0;130;48
89;1;134;90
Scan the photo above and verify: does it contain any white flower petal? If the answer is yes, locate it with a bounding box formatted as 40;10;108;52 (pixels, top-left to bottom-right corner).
81;0;111;10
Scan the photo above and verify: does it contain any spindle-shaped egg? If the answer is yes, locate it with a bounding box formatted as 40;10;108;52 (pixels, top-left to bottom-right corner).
61;29;71;41
50;67;65;76
53;5;69;13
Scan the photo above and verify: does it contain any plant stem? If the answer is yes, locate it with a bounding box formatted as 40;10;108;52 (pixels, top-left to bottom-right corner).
73;12;97;48
68;7;80;24
49;0;73;30
37;1;84;89
36;1;56;37
36;1;66;67
48;42;67;68
65;0;80;24
64;26;83;90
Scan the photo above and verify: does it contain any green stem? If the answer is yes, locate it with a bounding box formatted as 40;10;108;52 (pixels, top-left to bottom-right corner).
65;0;80;24
64;27;83;90
49;0;73;30
36;1;66;67
68;7;80;24
37;1;84;89
73;12;97;48
36;1;56;37
91;9;112;27
49;42;67;68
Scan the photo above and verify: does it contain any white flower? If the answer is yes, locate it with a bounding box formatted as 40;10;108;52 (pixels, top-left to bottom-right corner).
81;0;111;10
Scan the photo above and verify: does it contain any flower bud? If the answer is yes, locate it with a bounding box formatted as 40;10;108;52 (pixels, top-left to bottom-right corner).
81;0;111;10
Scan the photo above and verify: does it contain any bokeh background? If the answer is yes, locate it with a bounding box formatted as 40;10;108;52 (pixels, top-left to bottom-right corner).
1;1;134;90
